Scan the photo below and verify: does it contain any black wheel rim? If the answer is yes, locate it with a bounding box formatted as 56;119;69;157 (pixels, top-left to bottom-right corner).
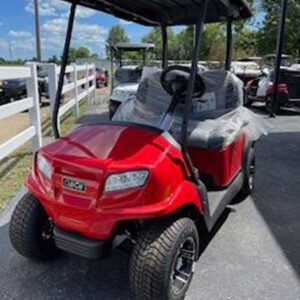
266;97;273;112
39;217;54;243
249;159;256;191
170;237;196;296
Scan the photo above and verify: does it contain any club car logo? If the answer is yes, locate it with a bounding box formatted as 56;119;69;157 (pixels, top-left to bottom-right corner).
62;178;86;192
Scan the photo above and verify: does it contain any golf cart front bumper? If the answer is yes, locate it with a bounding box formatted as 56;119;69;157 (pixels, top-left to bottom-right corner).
26;171;201;242
53;226;110;259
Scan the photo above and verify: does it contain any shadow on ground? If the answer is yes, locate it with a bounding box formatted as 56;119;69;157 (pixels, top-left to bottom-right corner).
253;130;300;276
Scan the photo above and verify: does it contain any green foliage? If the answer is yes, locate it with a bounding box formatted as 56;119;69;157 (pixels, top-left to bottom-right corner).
142;27;176;60
256;0;300;58
75;47;91;59
107;25;130;46
234;28;257;58
67;47;91;63
106;25;130;59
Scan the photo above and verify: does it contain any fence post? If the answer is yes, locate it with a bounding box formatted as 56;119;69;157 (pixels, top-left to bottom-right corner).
72;63;79;116
26;63;42;150
92;63;96;103
47;63;60;133
85;63;90;101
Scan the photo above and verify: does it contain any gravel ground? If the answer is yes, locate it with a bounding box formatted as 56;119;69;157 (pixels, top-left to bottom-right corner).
0;102;299;300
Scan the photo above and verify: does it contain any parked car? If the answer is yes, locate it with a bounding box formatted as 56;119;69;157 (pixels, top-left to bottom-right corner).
95;68;108;88
244;66;300;112
0;65;49;105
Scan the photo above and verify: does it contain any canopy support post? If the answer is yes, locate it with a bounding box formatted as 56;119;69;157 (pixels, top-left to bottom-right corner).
271;0;288;118
162;25;168;69
52;2;77;139
110;46;115;88
225;19;233;71
120;50;123;67
142;49;146;66
181;0;208;183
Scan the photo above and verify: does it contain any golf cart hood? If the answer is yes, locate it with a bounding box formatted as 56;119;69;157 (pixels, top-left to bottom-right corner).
36;123;185;184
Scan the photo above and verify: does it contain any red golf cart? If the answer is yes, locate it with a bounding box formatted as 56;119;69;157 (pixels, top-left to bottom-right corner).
9;1;268;299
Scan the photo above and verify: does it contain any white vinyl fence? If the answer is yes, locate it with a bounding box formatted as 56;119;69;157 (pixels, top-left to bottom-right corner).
0;62;96;162
0;63;42;161
46;63;96;131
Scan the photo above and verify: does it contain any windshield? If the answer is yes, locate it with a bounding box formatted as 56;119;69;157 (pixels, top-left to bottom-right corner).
115;67;143;85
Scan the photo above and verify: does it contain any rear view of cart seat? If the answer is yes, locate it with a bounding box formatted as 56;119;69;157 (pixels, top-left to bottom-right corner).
172;70;245;149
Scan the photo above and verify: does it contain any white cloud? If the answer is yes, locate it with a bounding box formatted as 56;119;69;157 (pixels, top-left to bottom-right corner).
41;17;107;53
9;30;32;38
0;39;8;49
119;20;133;26
25;0;96;18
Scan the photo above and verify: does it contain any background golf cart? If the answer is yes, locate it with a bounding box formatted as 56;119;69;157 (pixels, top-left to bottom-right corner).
109;43;154;118
231;60;262;84
244;65;300;112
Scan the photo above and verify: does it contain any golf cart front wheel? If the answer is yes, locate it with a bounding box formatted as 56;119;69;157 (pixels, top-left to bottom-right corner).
130;217;199;300
9;193;59;260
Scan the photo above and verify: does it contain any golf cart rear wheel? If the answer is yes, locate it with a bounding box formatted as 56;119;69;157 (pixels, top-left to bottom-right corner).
9;193;59;260
240;148;256;197
266;95;280;114
243;94;253;107
130;218;199;300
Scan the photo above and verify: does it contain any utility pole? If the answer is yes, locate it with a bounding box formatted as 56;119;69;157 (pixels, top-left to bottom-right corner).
34;0;42;62
271;0;288;117
8;40;13;61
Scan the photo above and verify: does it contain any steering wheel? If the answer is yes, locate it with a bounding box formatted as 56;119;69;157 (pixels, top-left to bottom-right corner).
160;65;206;100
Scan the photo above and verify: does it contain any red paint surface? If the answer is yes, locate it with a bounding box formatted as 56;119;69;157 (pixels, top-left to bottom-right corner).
189;134;245;186
26;124;245;240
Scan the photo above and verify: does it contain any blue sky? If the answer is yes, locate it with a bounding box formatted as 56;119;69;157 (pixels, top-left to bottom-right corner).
0;0;262;61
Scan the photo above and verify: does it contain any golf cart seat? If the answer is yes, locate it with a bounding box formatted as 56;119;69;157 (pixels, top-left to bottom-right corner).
115;67;246;149
174;70;245;149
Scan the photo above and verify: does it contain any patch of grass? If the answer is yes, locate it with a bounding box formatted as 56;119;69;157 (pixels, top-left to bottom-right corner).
0;99;89;211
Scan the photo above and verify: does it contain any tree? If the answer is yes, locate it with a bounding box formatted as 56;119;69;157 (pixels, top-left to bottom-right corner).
256;0;300;57
172;24;225;61
48;55;60;64
234;28;257;58
142;27;176;60
76;47;90;59
90;53;99;59
68;47;77;63
106;25;129;58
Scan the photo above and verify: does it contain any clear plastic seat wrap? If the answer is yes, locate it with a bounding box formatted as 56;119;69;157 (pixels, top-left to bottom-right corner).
113;67;271;150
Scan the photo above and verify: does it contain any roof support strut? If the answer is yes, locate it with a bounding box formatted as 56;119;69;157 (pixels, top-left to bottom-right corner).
271;0;288;118
180;0;208;183
225;19;233;71
162;25;168;69
52;2;77;139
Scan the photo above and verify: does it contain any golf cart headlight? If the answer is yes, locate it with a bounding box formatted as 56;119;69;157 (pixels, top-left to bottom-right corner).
104;170;149;192
37;153;52;180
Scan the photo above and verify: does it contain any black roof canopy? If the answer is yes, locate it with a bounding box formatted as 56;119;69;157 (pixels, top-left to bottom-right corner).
112;43;155;52
63;0;252;26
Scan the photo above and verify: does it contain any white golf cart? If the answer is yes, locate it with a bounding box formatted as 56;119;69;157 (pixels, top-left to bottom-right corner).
109;43;154;118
